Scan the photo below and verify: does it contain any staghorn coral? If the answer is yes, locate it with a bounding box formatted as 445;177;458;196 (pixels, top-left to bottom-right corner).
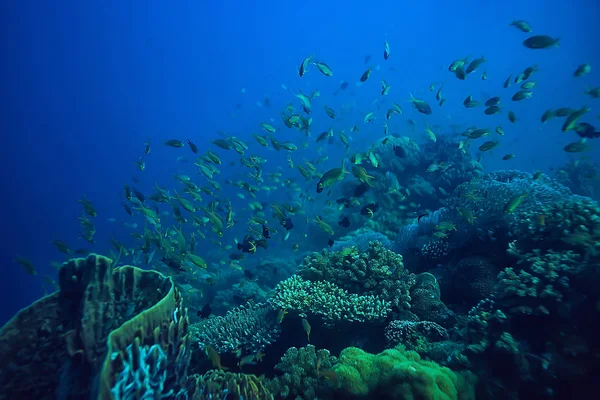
332;345;477;399
268;275;391;327
410;272;455;327
384;320;448;351
267;345;337;399
186;370;273;400
297;241;415;311
497;246;581;316
0;254;190;400
190;302;280;355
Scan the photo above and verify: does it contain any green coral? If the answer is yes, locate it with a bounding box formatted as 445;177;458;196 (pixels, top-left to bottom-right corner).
499;246;581;315
332;345;477;400
268;275;391;326
267;344;337;399
298;241;415;311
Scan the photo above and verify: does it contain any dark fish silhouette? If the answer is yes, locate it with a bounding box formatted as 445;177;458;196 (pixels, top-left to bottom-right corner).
338;216;351;228
197;304;212;319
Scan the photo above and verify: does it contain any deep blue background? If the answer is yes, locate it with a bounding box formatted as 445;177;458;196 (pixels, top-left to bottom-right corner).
1;0;598;324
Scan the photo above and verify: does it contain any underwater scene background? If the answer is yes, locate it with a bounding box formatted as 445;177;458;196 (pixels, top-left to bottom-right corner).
1;0;599;399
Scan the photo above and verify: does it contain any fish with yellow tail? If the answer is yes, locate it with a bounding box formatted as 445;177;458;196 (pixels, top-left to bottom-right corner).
206;345;227;370
352;165;375;187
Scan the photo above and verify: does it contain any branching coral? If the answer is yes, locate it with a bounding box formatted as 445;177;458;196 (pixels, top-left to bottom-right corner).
267;345;337;399
190;302;280;355
268;275;391;326
297;241;414;311
515;193;600;259
497;246;581;315
463;299;511;356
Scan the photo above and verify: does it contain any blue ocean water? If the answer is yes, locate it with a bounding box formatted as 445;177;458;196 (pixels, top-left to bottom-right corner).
0;0;598;329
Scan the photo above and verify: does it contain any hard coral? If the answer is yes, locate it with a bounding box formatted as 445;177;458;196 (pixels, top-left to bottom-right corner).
444;256;497;307
187;370;273;400
267;344;337;400
497;247;580;316
410;273;455;327
332;345;476;400
297;241;415;311
268;275;391;327
190;302;280;355
385;320;448;350
331;228;393;252
445;170;571;236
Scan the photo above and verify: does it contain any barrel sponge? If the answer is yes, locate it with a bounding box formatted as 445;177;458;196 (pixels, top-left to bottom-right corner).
98;265;190;399
332;346;476;400
0;293;65;399
0;254;190;400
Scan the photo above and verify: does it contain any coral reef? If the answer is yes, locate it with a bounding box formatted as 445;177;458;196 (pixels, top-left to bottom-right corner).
190;302;280;355
498;246;581;316
186;370;273;399
553;159;600;199
442;256;497;307
410;272;455;327
384;320;448;351
445;170;570;235
330;228;393;252
111;339;187;399
395;207;458;260
297;241;415;311
0;292;66;399
0;254;190;399
462;299;512;356
267;345;337;399
332;345;477;399
268;275;391;326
